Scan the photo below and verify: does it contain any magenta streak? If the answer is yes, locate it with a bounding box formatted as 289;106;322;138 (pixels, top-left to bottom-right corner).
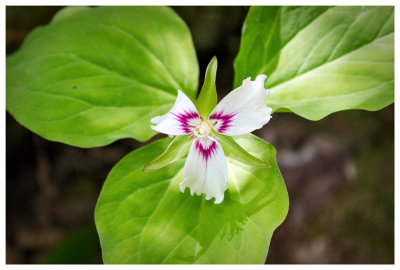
209;111;236;133
170;110;199;133
194;140;218;163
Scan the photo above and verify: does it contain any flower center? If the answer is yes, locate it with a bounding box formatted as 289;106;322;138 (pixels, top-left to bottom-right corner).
196;121;211;137
190;118;219;143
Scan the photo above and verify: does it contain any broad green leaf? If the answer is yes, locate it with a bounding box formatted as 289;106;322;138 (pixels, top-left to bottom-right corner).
6;6;198;147
196;56;218;119
219;134;270;168
234;6;394;120
143;135;192;172
95;134;288;264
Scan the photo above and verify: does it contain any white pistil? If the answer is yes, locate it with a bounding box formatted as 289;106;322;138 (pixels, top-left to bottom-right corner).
191;119;218;142
207;135;219;143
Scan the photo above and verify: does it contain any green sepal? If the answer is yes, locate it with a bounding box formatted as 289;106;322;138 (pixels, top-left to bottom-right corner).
143;135;192;172
196;56;218;119
219;134;271;168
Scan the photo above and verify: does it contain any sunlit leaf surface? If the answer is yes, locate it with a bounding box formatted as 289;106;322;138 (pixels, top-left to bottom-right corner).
95;134;288;263
235;6;394;120
6;6;198;147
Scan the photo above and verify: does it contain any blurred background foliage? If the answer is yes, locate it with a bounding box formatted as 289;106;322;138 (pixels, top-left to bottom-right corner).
6;6;394;264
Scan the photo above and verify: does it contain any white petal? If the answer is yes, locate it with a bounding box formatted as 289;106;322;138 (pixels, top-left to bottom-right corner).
150;114;168;125
180;138;228;204
151;90;201;136
208;74;272;135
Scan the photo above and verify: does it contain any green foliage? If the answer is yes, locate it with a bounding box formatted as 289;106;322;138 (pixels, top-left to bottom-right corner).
235;6;394;120
8;5;392;265
143;135;191;172
219;134;270;168
51;6;91;22
95;134;288;263
196;57;218;119
41;225;100;264
6;6;198;147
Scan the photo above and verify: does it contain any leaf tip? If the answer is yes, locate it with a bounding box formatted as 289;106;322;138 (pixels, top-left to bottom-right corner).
208;56;218;70
254;161;271;168
142;164;152;172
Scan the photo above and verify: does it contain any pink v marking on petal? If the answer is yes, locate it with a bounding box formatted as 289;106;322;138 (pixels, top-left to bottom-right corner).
194;140;218;162
171;110;199;133
209;111;236;133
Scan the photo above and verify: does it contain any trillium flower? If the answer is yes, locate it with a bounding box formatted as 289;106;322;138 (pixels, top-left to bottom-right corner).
145;57;272;204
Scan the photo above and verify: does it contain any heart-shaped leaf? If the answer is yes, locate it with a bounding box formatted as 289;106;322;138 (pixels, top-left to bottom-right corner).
234;6;394;120
6;6;198;147
95;134;288;263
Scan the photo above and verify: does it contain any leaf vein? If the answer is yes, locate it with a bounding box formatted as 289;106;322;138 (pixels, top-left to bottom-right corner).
160;224;198;263
137;170;183;261
270;33;393;89
257;7;332;74
93;22;184;91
